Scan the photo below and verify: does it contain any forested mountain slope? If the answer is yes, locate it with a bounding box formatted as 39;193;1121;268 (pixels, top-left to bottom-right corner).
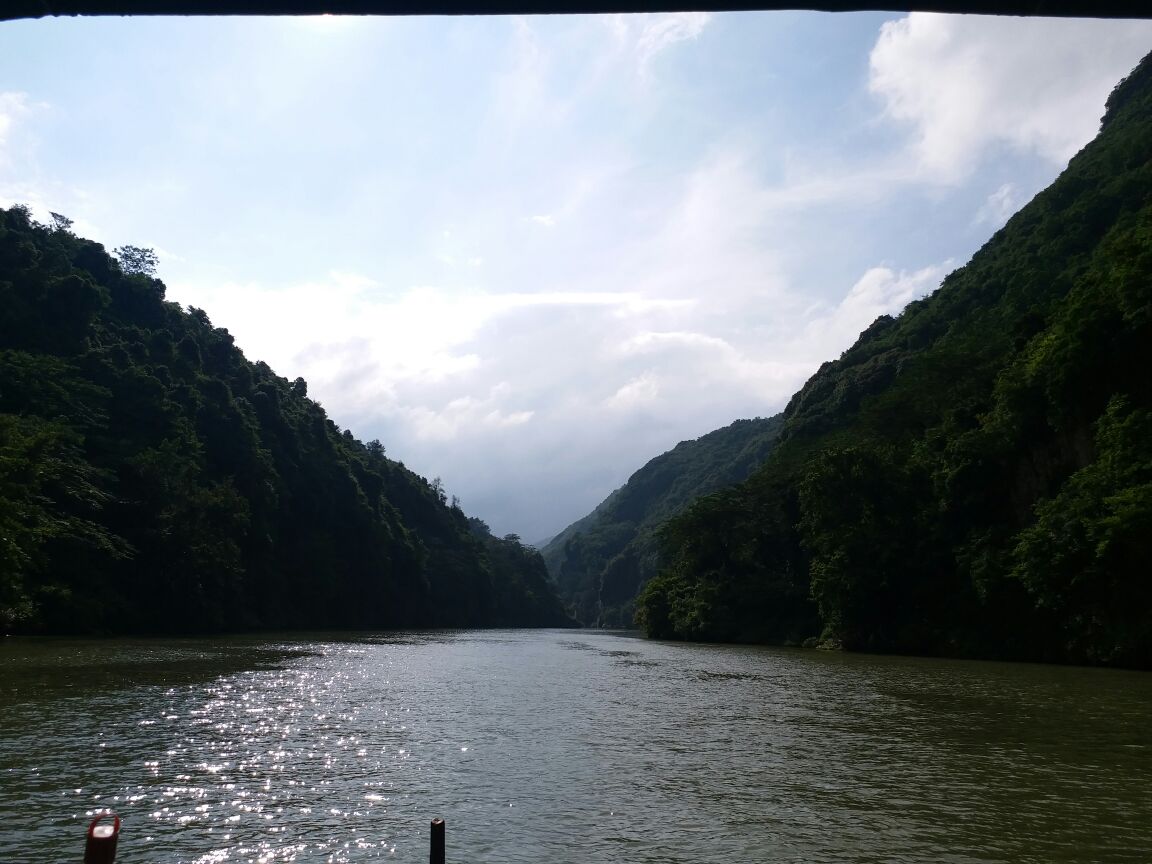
543;415;783;626
0;208;573;634
638;53;1152;668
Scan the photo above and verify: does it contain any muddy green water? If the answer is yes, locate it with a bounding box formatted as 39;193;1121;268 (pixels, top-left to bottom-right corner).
1;630;1150;863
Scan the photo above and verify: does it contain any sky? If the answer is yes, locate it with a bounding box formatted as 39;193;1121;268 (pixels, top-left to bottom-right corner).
2;12;1150;543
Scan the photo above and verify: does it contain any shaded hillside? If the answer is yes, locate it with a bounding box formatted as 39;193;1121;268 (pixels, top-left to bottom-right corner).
543;416;784;626
638;53;1152;668
0;207;573;634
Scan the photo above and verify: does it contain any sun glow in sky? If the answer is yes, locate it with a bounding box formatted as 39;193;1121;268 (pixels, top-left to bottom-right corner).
2;12;1150;541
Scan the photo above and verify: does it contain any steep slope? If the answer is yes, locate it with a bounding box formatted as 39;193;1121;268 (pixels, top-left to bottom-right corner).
543;415;784;626
0;208;573;634
638;53;1152;668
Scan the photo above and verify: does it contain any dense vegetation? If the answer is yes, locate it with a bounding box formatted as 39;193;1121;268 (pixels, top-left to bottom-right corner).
542;416;783;625
637;53;1152;668
0;208;572;634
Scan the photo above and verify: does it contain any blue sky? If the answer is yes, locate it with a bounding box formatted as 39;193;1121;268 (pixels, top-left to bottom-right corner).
2;12;1150;542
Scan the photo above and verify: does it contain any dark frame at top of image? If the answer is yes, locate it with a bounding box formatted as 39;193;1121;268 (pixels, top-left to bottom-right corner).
3;0;1151;21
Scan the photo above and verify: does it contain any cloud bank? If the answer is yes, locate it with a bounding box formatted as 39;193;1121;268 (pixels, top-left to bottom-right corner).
870;13;1152;182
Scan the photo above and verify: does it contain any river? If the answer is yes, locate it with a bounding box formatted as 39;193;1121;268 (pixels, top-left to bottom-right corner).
1;630;1150;863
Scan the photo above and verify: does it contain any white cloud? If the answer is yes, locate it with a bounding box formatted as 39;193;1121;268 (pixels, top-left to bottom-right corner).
0;92;27;149
169;273;488;401
491;17;553;136
0;92;40;197
974;182;1021;228
601;12;711;81
153;245;187;265
604;373;660;411
621;146;792;308
604;262;945;416
635;13;712;79
622;330;728;354
168;271;695;428
803;264;946;355
869;13;1152;182
402;384;534;443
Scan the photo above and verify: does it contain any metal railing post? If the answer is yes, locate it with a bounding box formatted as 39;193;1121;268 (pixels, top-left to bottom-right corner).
430;817;445;864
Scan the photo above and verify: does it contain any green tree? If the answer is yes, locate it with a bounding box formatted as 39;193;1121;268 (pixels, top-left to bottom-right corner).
49;212;74;233
114;245;158;277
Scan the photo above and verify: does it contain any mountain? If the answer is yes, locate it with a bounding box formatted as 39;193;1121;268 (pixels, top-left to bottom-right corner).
542;415;784;626
0;208;574;634
637;52;1152;668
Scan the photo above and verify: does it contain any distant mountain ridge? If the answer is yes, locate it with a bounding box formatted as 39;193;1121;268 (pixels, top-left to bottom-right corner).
0;207;573;634
636;51;1152;668
542;415;784;626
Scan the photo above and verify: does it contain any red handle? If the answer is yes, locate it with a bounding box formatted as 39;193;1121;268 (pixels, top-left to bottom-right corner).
84;813;120;864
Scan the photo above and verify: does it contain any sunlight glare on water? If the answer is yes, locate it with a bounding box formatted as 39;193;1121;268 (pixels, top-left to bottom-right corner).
1;631;1151;863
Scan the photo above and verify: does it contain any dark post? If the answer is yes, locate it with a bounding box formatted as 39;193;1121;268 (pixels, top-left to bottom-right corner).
429;817;445;864
84;813;120;864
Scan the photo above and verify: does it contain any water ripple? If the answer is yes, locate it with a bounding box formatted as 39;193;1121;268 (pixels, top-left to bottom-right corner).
2;632;1151;863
